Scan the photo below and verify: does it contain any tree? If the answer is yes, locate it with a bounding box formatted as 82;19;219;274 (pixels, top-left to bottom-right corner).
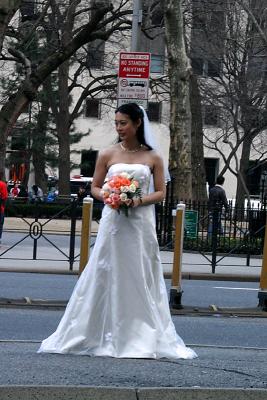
192;0;267;207
0;0;21;52
162;0;192;201
0;0;131;191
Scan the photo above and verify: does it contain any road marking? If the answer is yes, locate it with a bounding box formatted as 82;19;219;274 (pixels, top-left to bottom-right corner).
214;286;258;291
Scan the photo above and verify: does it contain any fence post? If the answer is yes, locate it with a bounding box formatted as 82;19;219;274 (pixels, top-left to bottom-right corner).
69;199;78;271
211;209;219;273
79;196;94;275
169;203;185;309
258;216;267;311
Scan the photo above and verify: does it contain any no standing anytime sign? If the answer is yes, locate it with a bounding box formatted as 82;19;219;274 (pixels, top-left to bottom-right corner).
117;52;151;109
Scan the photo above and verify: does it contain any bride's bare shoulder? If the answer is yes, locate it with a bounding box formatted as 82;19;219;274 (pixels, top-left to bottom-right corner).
148;150;163;164
98;144;120;159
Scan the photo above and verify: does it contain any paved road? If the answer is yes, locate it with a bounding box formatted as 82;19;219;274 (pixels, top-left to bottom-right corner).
0;283;266;395
0;272;261;307
0;273;265;348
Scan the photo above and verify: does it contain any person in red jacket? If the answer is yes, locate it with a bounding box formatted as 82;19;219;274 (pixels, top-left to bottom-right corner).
0;176;8;244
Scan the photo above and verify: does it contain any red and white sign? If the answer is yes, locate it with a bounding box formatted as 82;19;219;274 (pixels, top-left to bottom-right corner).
117;52;151;109
119;52;150;79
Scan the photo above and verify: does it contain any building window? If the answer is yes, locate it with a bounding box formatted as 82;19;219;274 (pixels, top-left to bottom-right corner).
85;99;101;118
87;40;105;69
191;57;222;77
204;158;219;187
150;54;164;74
191;57;204;75
203;105;220;126
207;60;221;77
20;0;37;22
147;102;161;122
81;149;98;177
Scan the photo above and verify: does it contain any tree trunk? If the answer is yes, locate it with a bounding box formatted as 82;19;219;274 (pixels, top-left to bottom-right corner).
0;0;21;52
235;134;252;208
163;0;192;201
190;74;207;202
0;143;6;180
32;99;50;193
57;62;71;196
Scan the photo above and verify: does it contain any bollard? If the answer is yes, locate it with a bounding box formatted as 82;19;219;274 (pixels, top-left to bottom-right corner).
169;203;185;309
79;196;94;275
258;216;267;311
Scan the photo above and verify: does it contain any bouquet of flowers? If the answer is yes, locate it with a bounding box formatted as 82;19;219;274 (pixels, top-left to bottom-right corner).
101;172;142;216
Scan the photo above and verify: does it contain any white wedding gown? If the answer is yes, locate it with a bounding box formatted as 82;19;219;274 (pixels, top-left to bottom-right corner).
38;163;197;359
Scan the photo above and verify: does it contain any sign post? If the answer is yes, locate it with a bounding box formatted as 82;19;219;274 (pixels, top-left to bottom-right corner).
117;52;151;109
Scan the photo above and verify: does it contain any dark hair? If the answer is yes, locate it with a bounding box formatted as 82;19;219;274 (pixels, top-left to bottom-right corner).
216;176;225;185
115;103;152;150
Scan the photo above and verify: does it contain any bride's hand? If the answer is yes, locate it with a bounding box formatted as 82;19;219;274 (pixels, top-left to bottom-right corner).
131;197;142;208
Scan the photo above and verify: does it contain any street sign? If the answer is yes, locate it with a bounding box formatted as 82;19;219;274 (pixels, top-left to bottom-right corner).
117;52;151;109
184;210;198;239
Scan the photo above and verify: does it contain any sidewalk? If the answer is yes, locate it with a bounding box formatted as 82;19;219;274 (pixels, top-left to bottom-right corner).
0;240;262;281
0;342;266;398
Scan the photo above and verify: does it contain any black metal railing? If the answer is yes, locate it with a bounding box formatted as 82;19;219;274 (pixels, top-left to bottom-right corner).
155;182;266;271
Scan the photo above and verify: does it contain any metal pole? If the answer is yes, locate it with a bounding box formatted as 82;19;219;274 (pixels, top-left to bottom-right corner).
211;209;219;273
79;197;94;275
69;199;77;271
131;0;142;51
258;216;267;311
169;203;185;309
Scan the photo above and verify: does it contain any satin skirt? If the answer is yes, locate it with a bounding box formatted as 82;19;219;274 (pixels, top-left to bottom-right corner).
38;203;197;359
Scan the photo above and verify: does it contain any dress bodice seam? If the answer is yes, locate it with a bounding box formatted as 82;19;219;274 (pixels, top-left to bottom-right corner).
107;163;152;173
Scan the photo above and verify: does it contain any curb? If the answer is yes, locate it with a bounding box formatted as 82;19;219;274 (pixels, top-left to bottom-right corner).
0;386;266;400
0;298;266;317
0;268;260;282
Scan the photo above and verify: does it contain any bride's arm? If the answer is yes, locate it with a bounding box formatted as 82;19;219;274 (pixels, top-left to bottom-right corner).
91;151;109;202
132;153;166;207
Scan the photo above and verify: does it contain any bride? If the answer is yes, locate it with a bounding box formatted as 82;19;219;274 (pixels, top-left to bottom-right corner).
38;102;197;360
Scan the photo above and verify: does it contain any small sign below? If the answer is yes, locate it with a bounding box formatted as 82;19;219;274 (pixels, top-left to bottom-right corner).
184;210;198;239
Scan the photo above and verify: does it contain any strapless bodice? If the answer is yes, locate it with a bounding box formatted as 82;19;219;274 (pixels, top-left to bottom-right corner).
108;163;151;195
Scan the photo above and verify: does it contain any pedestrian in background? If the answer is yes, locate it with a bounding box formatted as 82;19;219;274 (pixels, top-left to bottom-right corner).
208;175;229;235
0;175;8;244
10;182;20;198
29;184;44;203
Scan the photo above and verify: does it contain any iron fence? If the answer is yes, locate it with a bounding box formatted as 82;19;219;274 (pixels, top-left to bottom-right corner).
155;182;266;271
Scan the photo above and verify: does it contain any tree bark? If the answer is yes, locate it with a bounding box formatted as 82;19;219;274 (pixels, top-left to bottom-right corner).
32;98;50;193
190;74;208;202
163;0;192;201
57;61;71;196
0;0;21;53
235;133;253;209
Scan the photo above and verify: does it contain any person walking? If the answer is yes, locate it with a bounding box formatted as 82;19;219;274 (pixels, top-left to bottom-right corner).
0;176;8;244
208;175;229;235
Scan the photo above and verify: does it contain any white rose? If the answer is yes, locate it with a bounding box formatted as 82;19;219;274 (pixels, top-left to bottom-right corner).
120;193;128;201
129;183;136;192
120;172;130;179
121;186;129;193
102;183;110;191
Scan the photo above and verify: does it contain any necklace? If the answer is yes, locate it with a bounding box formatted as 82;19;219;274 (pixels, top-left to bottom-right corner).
120;142;143;153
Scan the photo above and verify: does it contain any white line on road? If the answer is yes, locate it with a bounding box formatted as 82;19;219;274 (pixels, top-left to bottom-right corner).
214;286;258;291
